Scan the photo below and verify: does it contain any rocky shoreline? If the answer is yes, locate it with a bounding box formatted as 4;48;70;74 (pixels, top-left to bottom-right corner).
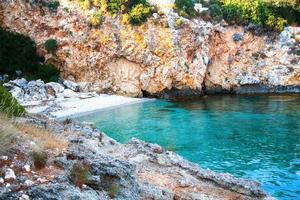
0;113;275;200
1;78;149;119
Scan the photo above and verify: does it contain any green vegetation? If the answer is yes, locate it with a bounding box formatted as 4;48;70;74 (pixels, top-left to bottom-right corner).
48;1;60;11
128;3;152;25
175;0;196;17
107;184;120;198
89;11;103;26
175;18;183;27
70;162;90;188
44;39;58;54
75;0;153;25
32;150;48;170
0;86;25;117
207;0;300;31
0;28;60;82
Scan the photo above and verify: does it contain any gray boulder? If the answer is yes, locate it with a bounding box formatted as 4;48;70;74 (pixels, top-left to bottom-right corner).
45;82;65;97
63;89;78;98
3;78;28;90
63;80;80;92
24;80;47;101
10;86;25;102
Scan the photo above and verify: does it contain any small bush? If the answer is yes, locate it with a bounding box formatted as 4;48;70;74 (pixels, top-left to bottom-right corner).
89;11;103;27
70;162;90;188
48;1;60;11
0;86;25;117
296;49;300;56
107;0;123;15
175;18;183;27
209;4;223;20
44;39;58;54
128;3;152;25
63;118;72;125
107;184;119;198
175;0;196;17
32;150;48;170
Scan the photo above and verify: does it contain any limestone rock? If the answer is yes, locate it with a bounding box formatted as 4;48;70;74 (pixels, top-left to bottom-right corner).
63;89;78;98
10;86;25;102
23;165;31;172
45;82;65;97
4;169;16;180
24;80;47;101
63;80;80;92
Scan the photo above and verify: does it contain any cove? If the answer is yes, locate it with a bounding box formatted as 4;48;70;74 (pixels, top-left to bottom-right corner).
76;95;300;200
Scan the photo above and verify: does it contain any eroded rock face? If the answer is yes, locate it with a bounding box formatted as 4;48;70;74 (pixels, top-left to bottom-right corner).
1;0;300;97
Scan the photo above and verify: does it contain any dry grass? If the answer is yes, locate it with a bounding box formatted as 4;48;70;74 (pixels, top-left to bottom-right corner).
0;114;67;151
17;124;68;150
0;115;18;155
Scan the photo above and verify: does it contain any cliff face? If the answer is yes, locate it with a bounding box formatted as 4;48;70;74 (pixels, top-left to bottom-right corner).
1;0;300;97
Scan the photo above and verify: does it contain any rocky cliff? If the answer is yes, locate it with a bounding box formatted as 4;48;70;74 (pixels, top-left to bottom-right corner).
1;0;300;98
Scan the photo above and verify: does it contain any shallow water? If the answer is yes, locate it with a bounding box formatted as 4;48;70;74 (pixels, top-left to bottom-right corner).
77;95;300;199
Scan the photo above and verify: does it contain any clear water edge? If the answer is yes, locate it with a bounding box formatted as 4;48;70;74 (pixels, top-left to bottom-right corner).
76;94;300;200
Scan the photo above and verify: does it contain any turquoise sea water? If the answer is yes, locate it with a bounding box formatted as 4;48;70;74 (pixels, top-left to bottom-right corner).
76;95;300;199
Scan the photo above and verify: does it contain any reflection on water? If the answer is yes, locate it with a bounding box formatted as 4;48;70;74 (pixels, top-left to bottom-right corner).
76;94;300;200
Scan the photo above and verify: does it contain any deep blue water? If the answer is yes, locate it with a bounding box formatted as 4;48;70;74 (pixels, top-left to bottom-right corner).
76;95;300;199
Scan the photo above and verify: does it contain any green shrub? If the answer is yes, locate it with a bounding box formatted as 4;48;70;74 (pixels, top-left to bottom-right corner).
32;150;48;170
70;162;90;188
107;184;120;198
26;64;60;83
48;1;60;11
175;18;183;27
44;39;58;54
128;3;152;25
107;0;123;14
0;86;25;117
217;0;299;31
208;3;223;21
175;0;196;17
89;11;103;26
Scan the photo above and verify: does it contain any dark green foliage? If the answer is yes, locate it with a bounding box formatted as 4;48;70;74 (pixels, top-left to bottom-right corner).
208;4;223;20
48;1;60;11
26;64;60;83
0;28;40;76
32;150;48;169
0;28;60;82
175;0;196;17
0;86;25;117
44;39;58;54
70;162;90;188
